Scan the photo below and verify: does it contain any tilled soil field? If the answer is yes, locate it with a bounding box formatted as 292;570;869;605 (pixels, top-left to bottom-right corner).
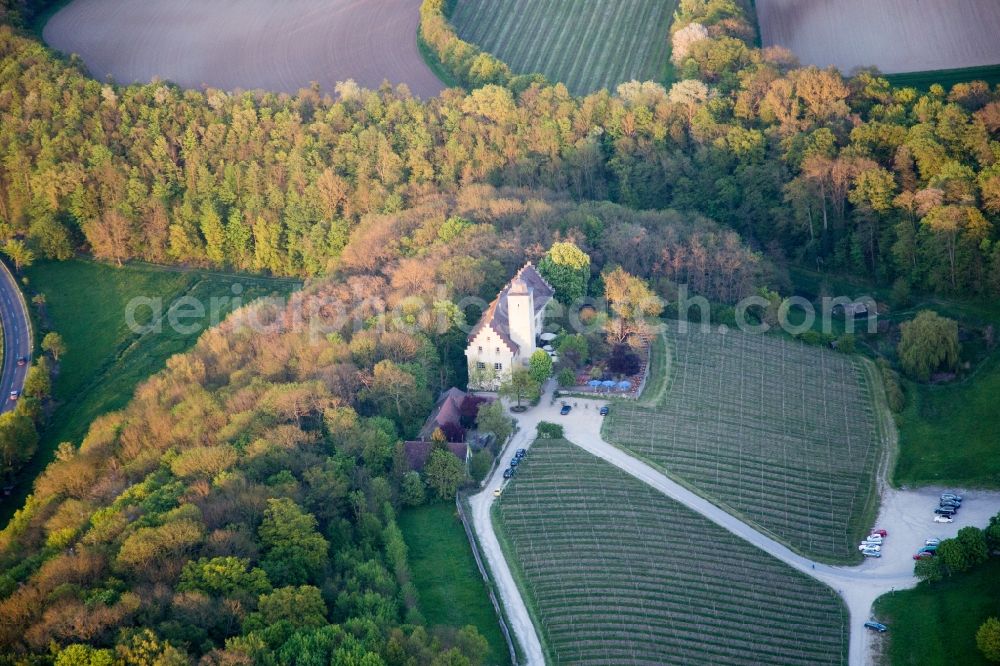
757;0;1000;74
43;0;444;98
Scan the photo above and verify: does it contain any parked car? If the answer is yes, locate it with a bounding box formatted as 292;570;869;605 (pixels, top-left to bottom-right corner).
913;551;934;560
8;390;17;401
925;538;940;546
941;493;963;502
15;356;26;367
864;621;888;633
560;404;572;415
940;497;961;506
862;549;882;558
599;405;609;416
493;488;502;498
934;506;957;515
503;468;515;480
509;458;519;467
871;529;888;537
515;448;527;458
919;545;938;553
859;543;881;551
865;534;883;544
933;515;954;523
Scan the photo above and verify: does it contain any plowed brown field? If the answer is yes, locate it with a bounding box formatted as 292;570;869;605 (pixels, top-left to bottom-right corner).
43;0;444;98
757;0;1000;75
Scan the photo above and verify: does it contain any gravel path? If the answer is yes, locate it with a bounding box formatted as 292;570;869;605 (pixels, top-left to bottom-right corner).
469;385;1000;665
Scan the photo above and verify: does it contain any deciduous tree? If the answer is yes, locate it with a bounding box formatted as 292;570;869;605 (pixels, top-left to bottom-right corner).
897;310;960;381
538;241;591;304
423;448;465;499
603;267;663;345
258;498;328;586
499;368;541;408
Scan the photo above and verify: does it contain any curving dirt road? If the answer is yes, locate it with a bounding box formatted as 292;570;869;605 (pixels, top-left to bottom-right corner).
43;0;445;98
471;385;1000;665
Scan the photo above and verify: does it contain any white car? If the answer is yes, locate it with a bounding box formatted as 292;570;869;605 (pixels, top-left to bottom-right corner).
933;514;954;523
865;535;883;544
925;538;940;546
862;549;882;558
859;543;881;552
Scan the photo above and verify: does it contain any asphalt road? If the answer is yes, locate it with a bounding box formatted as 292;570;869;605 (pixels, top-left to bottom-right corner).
0;261;31;415
472;387;1000;666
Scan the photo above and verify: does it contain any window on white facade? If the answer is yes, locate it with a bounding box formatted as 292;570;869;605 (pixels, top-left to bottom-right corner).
478;346;482;353
495;347;500;354
494;362;503;371
476;362;485;369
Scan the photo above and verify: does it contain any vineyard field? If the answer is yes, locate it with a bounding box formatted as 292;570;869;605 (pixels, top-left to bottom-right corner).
449;0;675;94
605;325;884;561
497;437;849;665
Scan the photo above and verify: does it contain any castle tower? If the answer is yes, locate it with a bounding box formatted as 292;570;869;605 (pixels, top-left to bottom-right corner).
506;277;535;361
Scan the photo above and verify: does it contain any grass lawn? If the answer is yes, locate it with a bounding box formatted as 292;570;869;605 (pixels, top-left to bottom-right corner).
0;259;297;526
398;503;510;666
449;0;675;95
885;64;1000;91
788;266;1000;489
873;557;1000;665
496;437;848;665
894;353;1000;488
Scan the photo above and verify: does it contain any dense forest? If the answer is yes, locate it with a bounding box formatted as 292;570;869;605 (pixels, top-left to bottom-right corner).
0;187;761;662
0;1;993;293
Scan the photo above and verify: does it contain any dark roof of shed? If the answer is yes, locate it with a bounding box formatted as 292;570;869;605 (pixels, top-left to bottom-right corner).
403;441;468;472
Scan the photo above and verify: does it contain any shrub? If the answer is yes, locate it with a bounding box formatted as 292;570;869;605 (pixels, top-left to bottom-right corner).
914;556;944;582
608;345;641;376
977;617;1000;663
835;333;855;353
536;422;564;439
440;421;465;443
459;396;488;428
878;358;906;413
401;472;426;507
469;449;493;484
557;368;576;388
529;349;554;383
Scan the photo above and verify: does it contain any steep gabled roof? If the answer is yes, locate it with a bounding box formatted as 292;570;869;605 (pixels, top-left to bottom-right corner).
467;263;555;352
418;387;467;440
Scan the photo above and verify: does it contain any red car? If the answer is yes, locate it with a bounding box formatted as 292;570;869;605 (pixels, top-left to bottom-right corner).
913;551;934;560
871;529;888;537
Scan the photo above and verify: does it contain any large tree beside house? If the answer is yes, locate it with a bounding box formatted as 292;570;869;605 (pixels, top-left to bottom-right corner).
500;368;541;409
538;241;591;304
603;267;664;345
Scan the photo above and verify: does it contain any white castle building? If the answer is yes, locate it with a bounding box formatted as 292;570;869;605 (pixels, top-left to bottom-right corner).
466;263;554;390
